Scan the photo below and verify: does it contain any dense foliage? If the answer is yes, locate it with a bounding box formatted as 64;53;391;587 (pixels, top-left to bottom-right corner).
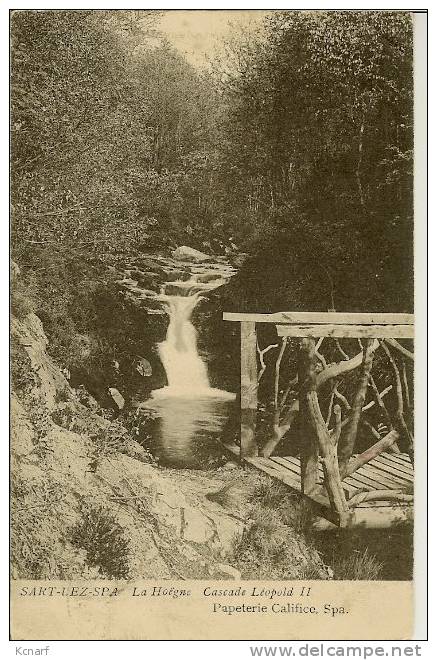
11;9;414;394
216;10;413;312
11;10;223;257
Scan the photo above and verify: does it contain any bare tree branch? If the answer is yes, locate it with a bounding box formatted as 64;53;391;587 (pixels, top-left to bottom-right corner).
274;338;287;409
257;340;278;383
385;338;414;361
332;404;342;445
348;489;413;508
335;339;350;360
316;339;379;389
381;342;414;462
338;338;376;478
344;429;400;476
402;360;411;410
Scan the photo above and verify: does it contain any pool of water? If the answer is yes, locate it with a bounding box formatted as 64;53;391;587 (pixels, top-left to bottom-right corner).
140;395;234;468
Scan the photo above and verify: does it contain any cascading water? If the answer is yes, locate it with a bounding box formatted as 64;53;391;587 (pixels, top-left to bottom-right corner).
142;271;235;468
152;285;234;400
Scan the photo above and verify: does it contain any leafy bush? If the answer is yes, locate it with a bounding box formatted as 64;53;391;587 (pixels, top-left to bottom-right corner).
11;289;34;320
228;475;328;580
11;343;39;396
11;270;37;320
28;396;52;441
333;548;383;581
250;477;314;534
11;475;72;579
122;408;157;444
71;503;131;579
233;502;327;580
90;421;133;461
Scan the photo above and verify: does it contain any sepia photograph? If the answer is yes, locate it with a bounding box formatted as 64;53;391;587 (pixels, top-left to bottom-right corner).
9;5;425;641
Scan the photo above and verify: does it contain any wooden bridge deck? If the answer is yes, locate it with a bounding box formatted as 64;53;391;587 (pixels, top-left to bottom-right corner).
222;444;414;529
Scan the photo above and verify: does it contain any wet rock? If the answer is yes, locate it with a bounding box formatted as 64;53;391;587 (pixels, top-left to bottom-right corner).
108;387;125;410
163;283;195;296
115;277;138;287
135;357;152;377
137;258;167;273
230;253;249;268
125;285;153;296
172;246;211;263
196;272;221;283
163;268;190;282
137;289;158;298
136;272;161;288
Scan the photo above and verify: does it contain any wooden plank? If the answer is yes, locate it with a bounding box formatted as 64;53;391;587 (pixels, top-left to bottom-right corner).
369;458;413;482
254;453;413;493
271;456;304;476
277;324;414;339
240;321;258;458
342;472;378;492
370;457;414;484
221;444;413;528
359;461;412;487
356;464;406;489
357;464;407;489
373;457;413;480
371;452;413;471
271;457;324;486
343;470;387;491
249;458;309;493
279;456;302;472
271;455;411;495
259;458;412;510
382;452;413;467
246;457;339;524
223;312;414;325
273;457;362;500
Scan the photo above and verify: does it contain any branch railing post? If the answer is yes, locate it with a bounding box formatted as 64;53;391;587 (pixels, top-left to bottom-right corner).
240;321;258;458
224;311;414;476
298;337;320;494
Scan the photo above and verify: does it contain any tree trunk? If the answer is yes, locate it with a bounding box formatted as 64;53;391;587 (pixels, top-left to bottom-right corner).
298;338;349;519
305;389;350;517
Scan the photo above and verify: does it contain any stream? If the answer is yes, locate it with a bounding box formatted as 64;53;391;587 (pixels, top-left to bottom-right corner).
138;260;236;468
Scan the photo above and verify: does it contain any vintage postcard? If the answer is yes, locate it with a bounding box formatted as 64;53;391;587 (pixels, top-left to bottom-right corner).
9;6;426;641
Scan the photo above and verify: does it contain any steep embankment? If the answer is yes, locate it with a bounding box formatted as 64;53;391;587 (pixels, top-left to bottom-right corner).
11;305;329;581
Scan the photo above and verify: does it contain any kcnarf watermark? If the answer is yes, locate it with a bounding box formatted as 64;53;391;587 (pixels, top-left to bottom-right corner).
15;647;50;656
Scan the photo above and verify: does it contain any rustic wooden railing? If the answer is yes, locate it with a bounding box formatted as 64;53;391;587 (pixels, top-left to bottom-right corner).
223;311;414;524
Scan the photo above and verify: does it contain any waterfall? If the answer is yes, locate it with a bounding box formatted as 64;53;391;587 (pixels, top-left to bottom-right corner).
151;277;234;401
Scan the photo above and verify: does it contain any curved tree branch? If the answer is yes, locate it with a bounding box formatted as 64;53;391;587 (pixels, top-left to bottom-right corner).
385;338;414;362
380;341;414;462
316;339;379;389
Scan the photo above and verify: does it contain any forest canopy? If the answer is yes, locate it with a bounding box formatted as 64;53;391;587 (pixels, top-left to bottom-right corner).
11;9;414;316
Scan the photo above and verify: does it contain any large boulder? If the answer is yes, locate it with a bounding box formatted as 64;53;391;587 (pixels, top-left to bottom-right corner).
172;246;211;263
